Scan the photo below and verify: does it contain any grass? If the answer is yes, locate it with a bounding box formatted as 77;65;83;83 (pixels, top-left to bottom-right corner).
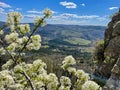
64;37;91;45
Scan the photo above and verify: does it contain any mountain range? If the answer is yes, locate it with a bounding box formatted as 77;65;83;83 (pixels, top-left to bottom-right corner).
35;24;106;46
0;21;106;58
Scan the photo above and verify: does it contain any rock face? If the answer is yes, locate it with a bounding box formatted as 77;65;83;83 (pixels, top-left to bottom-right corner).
94;10;120;90
103;58;120;90
104;11;120;60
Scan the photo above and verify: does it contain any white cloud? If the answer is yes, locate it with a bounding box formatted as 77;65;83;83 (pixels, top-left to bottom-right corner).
23;14;42;23
0;8;7;15
0;2;11;8
78;15;99;19
27;10;42;14
109;7;119;10
48;17;108;26
27;10;58;15
51;10;58;14
8;8;22;12
9;9;14;12
24;14;40;18
97;17;107;21
20;13;109;25
48;19;88;25
16;8;22;11
60;13;77;19
81;3;85;7
0;8;4;13
48;13;109;25
60;13;99;19
60;1;77;9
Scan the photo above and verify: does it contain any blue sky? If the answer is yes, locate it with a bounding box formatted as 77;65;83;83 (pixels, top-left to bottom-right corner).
0;0;120;26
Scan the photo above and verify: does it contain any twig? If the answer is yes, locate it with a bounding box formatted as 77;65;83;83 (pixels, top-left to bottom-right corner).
22;70;36;90
0;39;16;63
18;16;46;55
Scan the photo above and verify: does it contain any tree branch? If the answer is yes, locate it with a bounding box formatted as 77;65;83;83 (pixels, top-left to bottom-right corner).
0;39;36;90
0;15;47;90
22;70;36;90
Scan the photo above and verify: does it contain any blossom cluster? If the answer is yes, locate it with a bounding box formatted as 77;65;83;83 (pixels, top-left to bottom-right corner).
5;32;19;44
17;24;30;34
1;10;45;56
61;55;101;90
0;70;14;89
2;59;14;70
43;8;52;18
61;55;76;70
7;12;22;25
82;81;102;90
59;76;71;90
0;56;102;90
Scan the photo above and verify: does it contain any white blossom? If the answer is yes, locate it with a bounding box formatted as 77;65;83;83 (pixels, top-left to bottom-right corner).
35;81;45;89
14;65;23;73
5;32;19;43
38;68;47;75
76;70;85;78
47;82;58;90
22;36;29;42
47;73;58;82
26;42;41;50
38;74;48;83
0;29;4;35
0;70;14;87
7;15;14;25
8;84;24;90
34;43;41;50
59;86;70;90
16;38;23;45
67;67;76;75
33;59;47;69
46;73;59;90
31;34;41;43
43;8;52;18
0;47;6;55
82;80;102;90
2;59;14;70
60;76;71;87
76;70;90;81
26;43;34;50
10;25;15;31
34;17;46;26
61;55;76;70
63;55;76;65
7;42;17;51
18;24;30;34
25;64;33;70
7;12;22;25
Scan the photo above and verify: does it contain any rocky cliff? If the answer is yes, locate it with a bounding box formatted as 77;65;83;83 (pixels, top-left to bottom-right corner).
94;9;120;90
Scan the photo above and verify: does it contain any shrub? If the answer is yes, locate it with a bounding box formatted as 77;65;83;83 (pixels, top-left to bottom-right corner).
93;40;104;65
0;9;101;90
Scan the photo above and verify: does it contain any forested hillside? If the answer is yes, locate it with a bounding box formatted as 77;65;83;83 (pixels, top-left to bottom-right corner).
0;21;105;58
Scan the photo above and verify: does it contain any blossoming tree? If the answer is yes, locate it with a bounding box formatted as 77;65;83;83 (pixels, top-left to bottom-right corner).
0;9;101;90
